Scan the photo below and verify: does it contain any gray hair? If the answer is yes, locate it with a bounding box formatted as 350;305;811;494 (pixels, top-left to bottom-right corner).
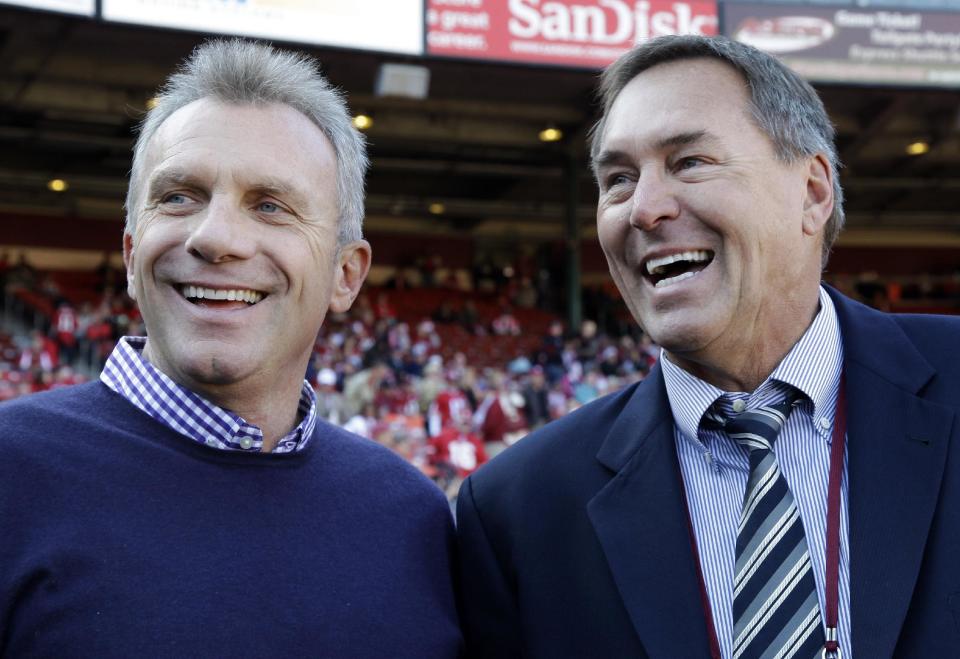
590;35;844;268
126;38;368;245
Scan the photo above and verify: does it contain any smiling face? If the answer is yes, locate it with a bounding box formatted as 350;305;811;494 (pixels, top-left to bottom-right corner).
125;98;369;408
594;59;830;389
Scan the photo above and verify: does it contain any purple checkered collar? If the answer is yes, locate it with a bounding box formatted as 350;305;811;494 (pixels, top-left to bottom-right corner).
100;336;317;454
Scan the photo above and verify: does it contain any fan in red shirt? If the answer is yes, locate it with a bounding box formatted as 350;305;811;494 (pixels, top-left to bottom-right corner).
427;387;473;437
428;419;487;477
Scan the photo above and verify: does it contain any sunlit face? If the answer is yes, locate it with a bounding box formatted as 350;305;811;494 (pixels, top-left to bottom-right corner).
125;99;369;400
594;59;824;370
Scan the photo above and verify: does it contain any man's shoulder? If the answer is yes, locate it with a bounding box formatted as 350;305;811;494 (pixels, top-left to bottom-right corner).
0;382;113;432
837;293;960;369
312;418;449;506
889;312;960;378
890;311;960;341
0;383;130;487
832;291;960;400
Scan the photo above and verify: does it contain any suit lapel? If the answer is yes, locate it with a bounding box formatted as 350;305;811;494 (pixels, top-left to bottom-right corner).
587;366;711;659
831;290;954;658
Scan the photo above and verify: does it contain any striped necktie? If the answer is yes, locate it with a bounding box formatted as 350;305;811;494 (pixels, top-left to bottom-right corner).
709;393;825;659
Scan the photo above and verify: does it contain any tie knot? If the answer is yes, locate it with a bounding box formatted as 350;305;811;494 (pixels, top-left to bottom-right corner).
702;390;800;453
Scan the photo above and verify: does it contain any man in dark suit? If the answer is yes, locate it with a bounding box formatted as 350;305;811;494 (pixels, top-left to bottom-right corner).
456;35;960;658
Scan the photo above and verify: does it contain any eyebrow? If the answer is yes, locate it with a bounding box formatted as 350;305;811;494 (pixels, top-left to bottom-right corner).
594;130;718;170
146;167;311;209
145;168;203;201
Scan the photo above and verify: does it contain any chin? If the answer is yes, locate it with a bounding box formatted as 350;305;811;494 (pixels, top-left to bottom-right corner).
641;316;717;356
175;352;252;388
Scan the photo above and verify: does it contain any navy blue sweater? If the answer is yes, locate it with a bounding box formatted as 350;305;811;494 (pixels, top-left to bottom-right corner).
0;383;462;658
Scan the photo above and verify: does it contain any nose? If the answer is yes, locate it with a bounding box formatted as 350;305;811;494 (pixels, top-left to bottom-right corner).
628;169;681;231
184;197;257;263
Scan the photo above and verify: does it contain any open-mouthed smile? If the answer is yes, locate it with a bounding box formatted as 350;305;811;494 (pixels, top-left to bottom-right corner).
643;250;715;289
178;284;266;306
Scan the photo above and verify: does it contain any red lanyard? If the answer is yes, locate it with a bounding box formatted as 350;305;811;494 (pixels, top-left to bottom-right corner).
681;380;847;659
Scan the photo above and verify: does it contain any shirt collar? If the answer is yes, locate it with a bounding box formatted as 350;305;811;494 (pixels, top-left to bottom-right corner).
662;286;844;444
100;336;317;454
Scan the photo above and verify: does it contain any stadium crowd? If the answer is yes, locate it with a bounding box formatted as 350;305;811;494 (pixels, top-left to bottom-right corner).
3;255;959;497
0;257;660;497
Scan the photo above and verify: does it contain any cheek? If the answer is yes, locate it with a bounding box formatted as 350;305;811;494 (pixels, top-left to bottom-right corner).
597;211;627;256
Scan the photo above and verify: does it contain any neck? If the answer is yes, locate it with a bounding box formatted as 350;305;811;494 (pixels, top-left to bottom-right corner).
201;382;303;452
140;343;304;452
666;288;821;393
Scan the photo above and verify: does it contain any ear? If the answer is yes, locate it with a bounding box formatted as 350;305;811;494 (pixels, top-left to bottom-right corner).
122;233;137;300
801;153;834;237
329;240;372;313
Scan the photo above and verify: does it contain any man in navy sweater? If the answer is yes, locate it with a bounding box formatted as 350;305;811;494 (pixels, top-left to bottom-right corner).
0;40;462;657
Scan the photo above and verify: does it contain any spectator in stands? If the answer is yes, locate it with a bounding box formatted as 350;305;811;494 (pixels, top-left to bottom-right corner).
417;355;447;413
428;416;487;478
52;301;79;365
373;290;397;321
574;318;600;369
427;379;473;437
0;39;460;657
512;275;538;309
17;329;57;374
521;365;550;430
491;305;521;336
95;251;123;293
5;253;37;289
459;299;482;334
538;318;566;384
342;360;391;420
314;366;347;424
475;370;527;445
432;298;458;324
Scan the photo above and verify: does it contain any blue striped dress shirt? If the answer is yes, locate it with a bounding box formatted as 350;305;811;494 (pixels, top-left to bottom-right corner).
100;336;317;453
662;287;851;659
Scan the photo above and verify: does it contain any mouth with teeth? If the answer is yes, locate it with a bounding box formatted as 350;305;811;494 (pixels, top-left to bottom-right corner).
179;285;265;308
644;250;715;289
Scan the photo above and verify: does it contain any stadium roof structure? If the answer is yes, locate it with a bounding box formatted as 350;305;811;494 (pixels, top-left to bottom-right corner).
1;5;960;255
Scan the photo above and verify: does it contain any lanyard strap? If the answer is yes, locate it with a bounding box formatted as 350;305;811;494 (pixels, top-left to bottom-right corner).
823;377;846;657
681;378;847;659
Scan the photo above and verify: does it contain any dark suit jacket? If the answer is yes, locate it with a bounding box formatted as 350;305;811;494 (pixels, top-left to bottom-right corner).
456;289;960;658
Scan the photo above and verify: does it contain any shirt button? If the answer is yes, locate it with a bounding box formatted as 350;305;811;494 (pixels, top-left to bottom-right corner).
205;437;218;447
239;437;254;449
819;417;831;430
732;399;746;413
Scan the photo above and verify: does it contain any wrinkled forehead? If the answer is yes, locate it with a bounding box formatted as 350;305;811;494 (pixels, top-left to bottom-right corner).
134;98;338;207
598;58;753;151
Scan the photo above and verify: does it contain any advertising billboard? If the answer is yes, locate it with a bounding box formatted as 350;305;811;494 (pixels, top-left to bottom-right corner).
102;0;424;55
427;0;719;68
726;3;960;87
0;0;94;15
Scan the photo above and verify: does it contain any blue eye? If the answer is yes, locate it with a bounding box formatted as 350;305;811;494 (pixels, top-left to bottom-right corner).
258;201;279;213
606;174;631;188
164;193;188;204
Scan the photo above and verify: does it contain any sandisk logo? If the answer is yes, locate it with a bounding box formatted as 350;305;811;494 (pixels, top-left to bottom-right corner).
507;0;718;44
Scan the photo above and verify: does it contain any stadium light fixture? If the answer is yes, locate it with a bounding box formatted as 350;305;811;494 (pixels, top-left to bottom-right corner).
428;202;445;215
539;126;563;142
352;114;373;130
47;179;68;192
906;141;930;156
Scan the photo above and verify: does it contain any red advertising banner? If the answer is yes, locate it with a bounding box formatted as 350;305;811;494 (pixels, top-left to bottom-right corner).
426;0;719;68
